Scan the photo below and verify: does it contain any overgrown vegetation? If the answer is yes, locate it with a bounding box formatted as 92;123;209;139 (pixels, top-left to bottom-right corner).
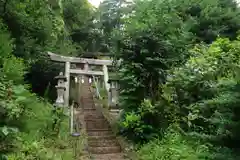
0;0;94;158
112;0;240;159
1;0;240;159
0;17;74;159
135;37;240;159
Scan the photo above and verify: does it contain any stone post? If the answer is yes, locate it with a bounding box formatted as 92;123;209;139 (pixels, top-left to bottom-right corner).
108;79;119;109
55;72;67;107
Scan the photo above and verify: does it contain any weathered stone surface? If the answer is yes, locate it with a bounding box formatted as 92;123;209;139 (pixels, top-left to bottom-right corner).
91;153;125;160
87;130;113;137
80;81;125;158
88;146;121;154
88;139;119;147
109;88;119;108
55;72;67;107
84;112;104;119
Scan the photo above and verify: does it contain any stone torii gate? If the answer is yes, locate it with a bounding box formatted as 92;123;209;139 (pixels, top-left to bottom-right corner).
48;51;114;106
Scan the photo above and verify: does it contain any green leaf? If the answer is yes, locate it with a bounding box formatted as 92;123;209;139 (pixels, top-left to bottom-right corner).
1;126;9;136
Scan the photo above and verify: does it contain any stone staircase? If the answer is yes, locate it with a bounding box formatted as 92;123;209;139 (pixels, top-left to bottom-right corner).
81;81;125;160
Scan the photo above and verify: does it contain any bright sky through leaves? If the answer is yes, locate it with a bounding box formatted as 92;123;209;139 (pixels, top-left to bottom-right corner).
88;0;102;7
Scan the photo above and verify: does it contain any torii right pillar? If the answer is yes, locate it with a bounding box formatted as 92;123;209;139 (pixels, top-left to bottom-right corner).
102;65;110;91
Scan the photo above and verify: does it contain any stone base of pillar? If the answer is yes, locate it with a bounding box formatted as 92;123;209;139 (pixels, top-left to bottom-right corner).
63;107;70;116
109;103;119;110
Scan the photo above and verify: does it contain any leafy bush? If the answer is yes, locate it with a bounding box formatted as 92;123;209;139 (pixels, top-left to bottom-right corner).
115;0;193;142
161;37;240;151
0;20;72;159
137;127;239;160
3;56;26;84
0;21;13;64
119;99;176;143
0;22;26;153
115;0;240;144
137;129;210;160
0;60;72;159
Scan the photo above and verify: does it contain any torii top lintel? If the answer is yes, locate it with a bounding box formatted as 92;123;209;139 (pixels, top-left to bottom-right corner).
47;51;114;66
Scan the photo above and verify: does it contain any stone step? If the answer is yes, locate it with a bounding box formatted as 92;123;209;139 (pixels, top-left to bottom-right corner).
82;98;93;100
83;107;95;110
82;98;94;101
82;101;94;103
83;108;96;111
82;96;92;98
83;101;94;105
84;117;105;121
83;102;94;105
82;99;94;102
88;146;121;154
84;113;104;119
85;119;110;130
85;118;108;121
82;102;94;105
84;110;98;114
86;124;111;130
87;126;110;130
83;105;95;109
83;106;95;110
88;135;116;141
87;130;113;136
88;139;119;147
84;111;101;116
91;153;125;160
84;109;101;113
84;111;99;115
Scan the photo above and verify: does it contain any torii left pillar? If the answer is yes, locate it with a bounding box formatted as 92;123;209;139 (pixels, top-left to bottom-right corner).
65;61;70;106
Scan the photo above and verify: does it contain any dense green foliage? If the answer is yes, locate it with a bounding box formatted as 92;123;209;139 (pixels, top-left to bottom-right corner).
164;37;240;148
0;0;93;158
0;20;73;159
0;0;95;100
135;36;240;160
1;0;240;159
137;126;240;160
137;127;211;160
112;0;240;159
116;0;240;142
